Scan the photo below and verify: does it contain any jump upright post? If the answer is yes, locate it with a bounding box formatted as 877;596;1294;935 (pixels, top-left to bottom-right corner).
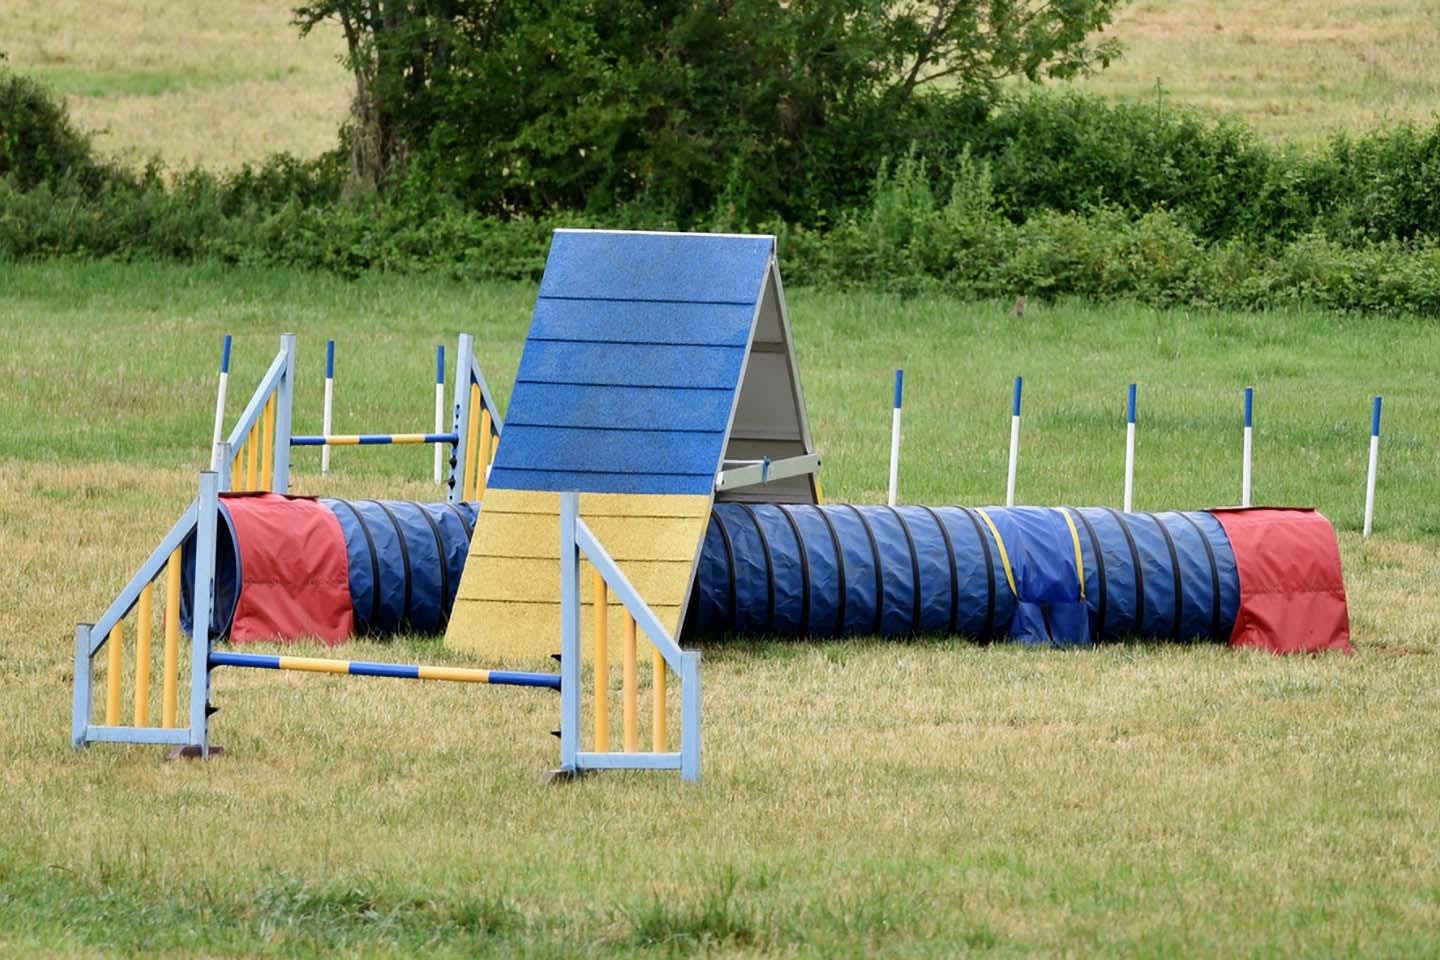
1364;395;1382;538
321;339;335;475
1242;386;1254;507
434;345;446;485
1123;383;1137;513
1006;376;1022;507
888;368;903;507
209;334;232;470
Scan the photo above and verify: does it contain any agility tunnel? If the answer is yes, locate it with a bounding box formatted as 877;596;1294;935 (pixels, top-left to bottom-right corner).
687;504;1347;651
186;493;1348;653
182;493;476;644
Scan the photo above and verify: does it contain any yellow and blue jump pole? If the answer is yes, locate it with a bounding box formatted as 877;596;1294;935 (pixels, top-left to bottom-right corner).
887;368;903;507
1242;386;1254;507
1005;376;1022;507
434;345;445;485
292;432;460;447
210;334;231;470
208;651;560;690
321;339;335;475
1123;383;1137;513
1363;395;1382;538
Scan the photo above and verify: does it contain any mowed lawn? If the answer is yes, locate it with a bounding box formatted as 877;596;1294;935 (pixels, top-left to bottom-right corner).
2;261;1439;956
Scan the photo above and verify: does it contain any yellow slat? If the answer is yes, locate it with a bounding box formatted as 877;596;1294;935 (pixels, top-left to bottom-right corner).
623;613;637;753
133;582;153;727
260;395;276;490
652;643;666;752
105;622;122;726
162;549;181;727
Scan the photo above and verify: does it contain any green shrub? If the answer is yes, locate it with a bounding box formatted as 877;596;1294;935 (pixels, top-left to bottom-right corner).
0;70;116;192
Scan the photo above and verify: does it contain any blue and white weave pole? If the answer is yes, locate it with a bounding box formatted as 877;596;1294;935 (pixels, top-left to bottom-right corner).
209;334;232;470
1123;383;1137;513
1242;386;1254;507
1364;395;1382;538
1005;376;1022;507
321;339;335;475
888;369;903;506
433;344;445;485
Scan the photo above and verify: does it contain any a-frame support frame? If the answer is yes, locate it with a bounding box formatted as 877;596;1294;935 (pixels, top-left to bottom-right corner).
713;257;820;504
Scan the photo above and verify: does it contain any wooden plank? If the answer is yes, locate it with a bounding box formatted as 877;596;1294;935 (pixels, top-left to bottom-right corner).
457;557;694;603
447;490;711;657
468;512;706;562
447;598;685;665
514;340;745;390
505;382;736;433
489;468;715;496
529;299;755;346
539;231;773;303
480;490;712;520
496;424;724;476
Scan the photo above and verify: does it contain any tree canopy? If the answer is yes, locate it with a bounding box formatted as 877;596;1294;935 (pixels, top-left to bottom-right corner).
295;0;1124;223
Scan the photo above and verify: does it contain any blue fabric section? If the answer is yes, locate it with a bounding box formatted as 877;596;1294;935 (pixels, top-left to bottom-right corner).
984;507;1090;647
321;499;477;637
179;499;240;638
689;504;1239;646
487;468;715;496
504;382;736;433
539;231;774;303
529;299;757;345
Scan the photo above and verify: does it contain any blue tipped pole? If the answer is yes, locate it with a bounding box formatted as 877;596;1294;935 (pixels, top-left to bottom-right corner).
434;344;447;483
1123;383;1137;512
1242;386;1254;506
1005;376;1022;506
322;339;336;475
1364;395;1383;537
210;334;233;469
888;368;903;506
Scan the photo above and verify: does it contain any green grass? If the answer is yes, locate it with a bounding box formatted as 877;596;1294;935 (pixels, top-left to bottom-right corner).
2;261;1439;956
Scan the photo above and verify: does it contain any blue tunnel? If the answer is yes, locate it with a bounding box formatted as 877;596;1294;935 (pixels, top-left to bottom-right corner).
685;504;1241;646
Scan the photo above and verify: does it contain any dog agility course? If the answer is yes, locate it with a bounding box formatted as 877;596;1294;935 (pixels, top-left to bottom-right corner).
72;229;1352;784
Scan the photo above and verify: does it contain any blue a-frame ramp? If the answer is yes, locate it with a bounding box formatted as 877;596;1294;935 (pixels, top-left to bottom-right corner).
446;229;819;658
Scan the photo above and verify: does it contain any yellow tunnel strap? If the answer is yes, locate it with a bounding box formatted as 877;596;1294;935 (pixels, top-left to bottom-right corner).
974;508;1018;599
1058;508;1087;601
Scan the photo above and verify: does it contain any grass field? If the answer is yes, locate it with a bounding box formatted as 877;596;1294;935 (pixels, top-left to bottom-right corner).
3;0;1438;174
3;261;1439;955
1078;0;1440;143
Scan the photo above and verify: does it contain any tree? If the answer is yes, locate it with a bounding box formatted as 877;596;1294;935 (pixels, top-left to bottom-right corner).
294;0;1124;219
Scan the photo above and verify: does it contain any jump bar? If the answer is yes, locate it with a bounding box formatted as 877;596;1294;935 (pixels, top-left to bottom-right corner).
291;432;460;447
209;651;561;690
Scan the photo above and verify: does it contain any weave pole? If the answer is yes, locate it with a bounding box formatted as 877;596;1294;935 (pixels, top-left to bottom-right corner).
888;369;903;507
209;334;232;470
1005;376;1022;507
1363;395;1382;538
1241;386;1254;507
1123;383;1137;513
321;339;335;475
434;345;445;484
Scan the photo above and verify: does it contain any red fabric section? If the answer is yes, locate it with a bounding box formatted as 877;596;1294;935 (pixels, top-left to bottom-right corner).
222;493;354;645
1210;508;1350;655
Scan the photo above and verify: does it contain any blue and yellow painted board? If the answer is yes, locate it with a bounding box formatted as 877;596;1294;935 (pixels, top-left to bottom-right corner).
446;488;712;662
444;229;800;659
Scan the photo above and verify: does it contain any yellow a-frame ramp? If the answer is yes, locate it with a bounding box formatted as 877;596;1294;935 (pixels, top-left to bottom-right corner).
446;229;818;660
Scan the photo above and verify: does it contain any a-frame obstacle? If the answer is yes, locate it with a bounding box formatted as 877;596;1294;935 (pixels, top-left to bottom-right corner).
446;229;820;659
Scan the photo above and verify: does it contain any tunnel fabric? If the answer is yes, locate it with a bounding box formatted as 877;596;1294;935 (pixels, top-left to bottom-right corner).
1210;508;1351;654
